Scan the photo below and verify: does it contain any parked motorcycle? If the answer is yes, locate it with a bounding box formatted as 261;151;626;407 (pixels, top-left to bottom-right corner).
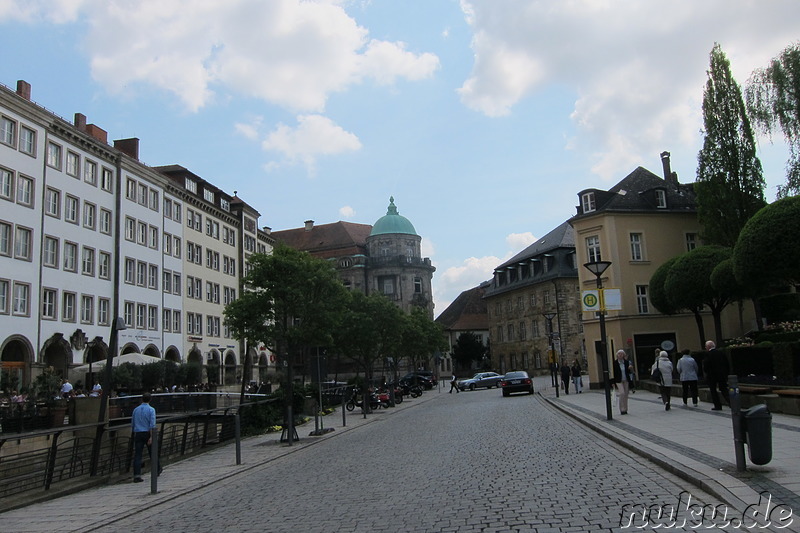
345;387;379;412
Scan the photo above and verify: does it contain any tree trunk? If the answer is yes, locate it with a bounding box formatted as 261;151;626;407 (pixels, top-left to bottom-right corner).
693;310;707;349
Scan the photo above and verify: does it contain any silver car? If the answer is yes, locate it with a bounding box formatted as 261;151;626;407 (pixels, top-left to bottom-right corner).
458;372;504;391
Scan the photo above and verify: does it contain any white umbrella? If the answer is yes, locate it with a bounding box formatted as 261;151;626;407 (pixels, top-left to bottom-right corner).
74;352;165;372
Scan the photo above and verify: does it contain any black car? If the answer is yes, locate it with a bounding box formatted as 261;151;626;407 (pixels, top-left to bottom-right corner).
401;372;436;389
500;371;534;396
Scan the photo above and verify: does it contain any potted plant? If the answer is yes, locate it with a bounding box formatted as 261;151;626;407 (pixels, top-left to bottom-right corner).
32;367;68;426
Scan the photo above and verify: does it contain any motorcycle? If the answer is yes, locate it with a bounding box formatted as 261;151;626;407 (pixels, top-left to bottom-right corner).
345;387;379;412
397;379;423;398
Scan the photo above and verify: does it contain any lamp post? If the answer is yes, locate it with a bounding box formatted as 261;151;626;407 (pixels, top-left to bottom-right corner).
583;260;613;421
542;312;558;398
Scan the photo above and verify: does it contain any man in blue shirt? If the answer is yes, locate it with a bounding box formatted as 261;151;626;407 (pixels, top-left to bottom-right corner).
131;392;157;482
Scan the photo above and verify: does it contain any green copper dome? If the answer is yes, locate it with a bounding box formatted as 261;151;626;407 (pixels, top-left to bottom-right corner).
370;197;418;236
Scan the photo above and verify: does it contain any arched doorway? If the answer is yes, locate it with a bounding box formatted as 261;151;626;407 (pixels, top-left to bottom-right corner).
121;343;141;355
1;336;32;391
83;337;108;388
207;349;221;385
143;344;161;358
164;347;181;363
224;350;237;385
42;333;72;377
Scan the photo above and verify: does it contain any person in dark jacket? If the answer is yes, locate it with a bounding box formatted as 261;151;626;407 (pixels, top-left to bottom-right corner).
570;360;583;394
611;350;633;414
704;340;729;410
560;362;571;394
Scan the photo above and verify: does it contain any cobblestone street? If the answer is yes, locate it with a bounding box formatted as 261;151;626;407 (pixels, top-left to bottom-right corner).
90;389;717;532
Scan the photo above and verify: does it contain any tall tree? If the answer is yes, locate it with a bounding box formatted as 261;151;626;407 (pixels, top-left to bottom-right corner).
746;42;800;197
663;246;734;345
649;256;706;347
451;332;487;371
223;243;348;442
400;307;448;375
696;43;766;248
335;291;404;389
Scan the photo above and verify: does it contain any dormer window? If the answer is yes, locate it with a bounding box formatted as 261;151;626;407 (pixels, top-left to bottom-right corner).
185;178;197;193
655;189;667;208
220;198;230;212
203;188;214;202
581;192;596;213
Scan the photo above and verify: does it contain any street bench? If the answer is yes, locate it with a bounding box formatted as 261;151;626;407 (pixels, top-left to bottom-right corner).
772;389;800;415
738;386;771;395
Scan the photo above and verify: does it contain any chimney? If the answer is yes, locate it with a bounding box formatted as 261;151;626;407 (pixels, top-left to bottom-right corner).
86;124;108;143
660;151;679;185
262;226;272;234
114;137;140;160
74;113;87;132
304;220;314;231
16;80;31;100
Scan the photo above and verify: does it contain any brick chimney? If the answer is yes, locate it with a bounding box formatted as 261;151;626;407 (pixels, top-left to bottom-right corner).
114;137;140;160
74;113;87;132
86;124;108;143
304;220;314;231
16;80;31;100
660;151;678;185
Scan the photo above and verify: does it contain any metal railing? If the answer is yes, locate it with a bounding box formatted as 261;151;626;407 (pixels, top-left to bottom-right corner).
0;396;277;508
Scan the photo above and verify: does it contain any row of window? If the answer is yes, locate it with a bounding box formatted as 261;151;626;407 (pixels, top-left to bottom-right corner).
185;312;229;338
126;177;161;211
580;189;669;214
1;167;34;208
45;187;113;233
1;114;36;156
185;206;238;246
0;278;31;316
47;142;113;192
44;235;111;278
184;276;237;304
586;232;699;265
40;288;111;325
492;287;567;318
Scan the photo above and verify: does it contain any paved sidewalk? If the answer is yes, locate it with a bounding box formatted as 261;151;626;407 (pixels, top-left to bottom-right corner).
534;374;800;530
0;391;442;533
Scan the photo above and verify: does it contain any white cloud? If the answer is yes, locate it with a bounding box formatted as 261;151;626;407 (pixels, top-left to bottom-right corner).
261;114;362;174
458;0;800;179
339;205;355;219
7;0;439;113
506;232;536;251
234;117;262;141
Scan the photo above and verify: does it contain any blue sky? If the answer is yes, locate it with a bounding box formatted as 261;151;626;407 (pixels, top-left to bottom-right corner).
1;0;798;315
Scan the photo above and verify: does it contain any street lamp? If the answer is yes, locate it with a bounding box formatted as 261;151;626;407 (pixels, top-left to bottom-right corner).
542;312;558;398
583;260;613;421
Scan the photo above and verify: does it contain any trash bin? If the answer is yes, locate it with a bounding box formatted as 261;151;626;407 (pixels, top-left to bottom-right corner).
742;404;772;465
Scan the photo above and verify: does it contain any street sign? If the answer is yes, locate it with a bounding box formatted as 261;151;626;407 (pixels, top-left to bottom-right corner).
582;288;622;311
582;289;600;311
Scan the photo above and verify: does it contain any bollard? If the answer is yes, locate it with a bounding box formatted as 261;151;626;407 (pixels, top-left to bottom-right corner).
234;413;241;466
151;427;159;494
729;375;747;472
341;391;346;427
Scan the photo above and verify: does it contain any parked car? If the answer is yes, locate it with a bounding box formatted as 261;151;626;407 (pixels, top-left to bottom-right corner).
400;372;436;389
458;372;503;391
500;371;534;396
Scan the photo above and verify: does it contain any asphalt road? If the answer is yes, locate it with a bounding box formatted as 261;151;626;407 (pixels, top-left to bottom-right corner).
93;388;717;532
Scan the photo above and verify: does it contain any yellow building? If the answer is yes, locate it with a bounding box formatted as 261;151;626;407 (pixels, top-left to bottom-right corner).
569;152;755;386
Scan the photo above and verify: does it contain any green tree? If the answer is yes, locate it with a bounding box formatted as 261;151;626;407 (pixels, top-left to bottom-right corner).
649;256;707;346
746;42;800;197
224;244;348;441
696;43;766;248
451;332;486;371
664;245;734;345
400;307;448;376
335;291;404;389
733;196;800;288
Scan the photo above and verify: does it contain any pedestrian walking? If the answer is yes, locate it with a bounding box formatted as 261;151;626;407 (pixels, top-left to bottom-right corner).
131;392;158;482
676;349;699;407
449;374;459;393
651;350;674;411
550;360;558;387
612;350;633;414
570;360;583;394
624;353;636;394
560;362;571;394
703;340;729;410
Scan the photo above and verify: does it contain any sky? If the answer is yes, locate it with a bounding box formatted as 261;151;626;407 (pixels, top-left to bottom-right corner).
1;0;798;316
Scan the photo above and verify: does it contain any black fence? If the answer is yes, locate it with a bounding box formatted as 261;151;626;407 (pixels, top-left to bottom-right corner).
0;395;277;510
